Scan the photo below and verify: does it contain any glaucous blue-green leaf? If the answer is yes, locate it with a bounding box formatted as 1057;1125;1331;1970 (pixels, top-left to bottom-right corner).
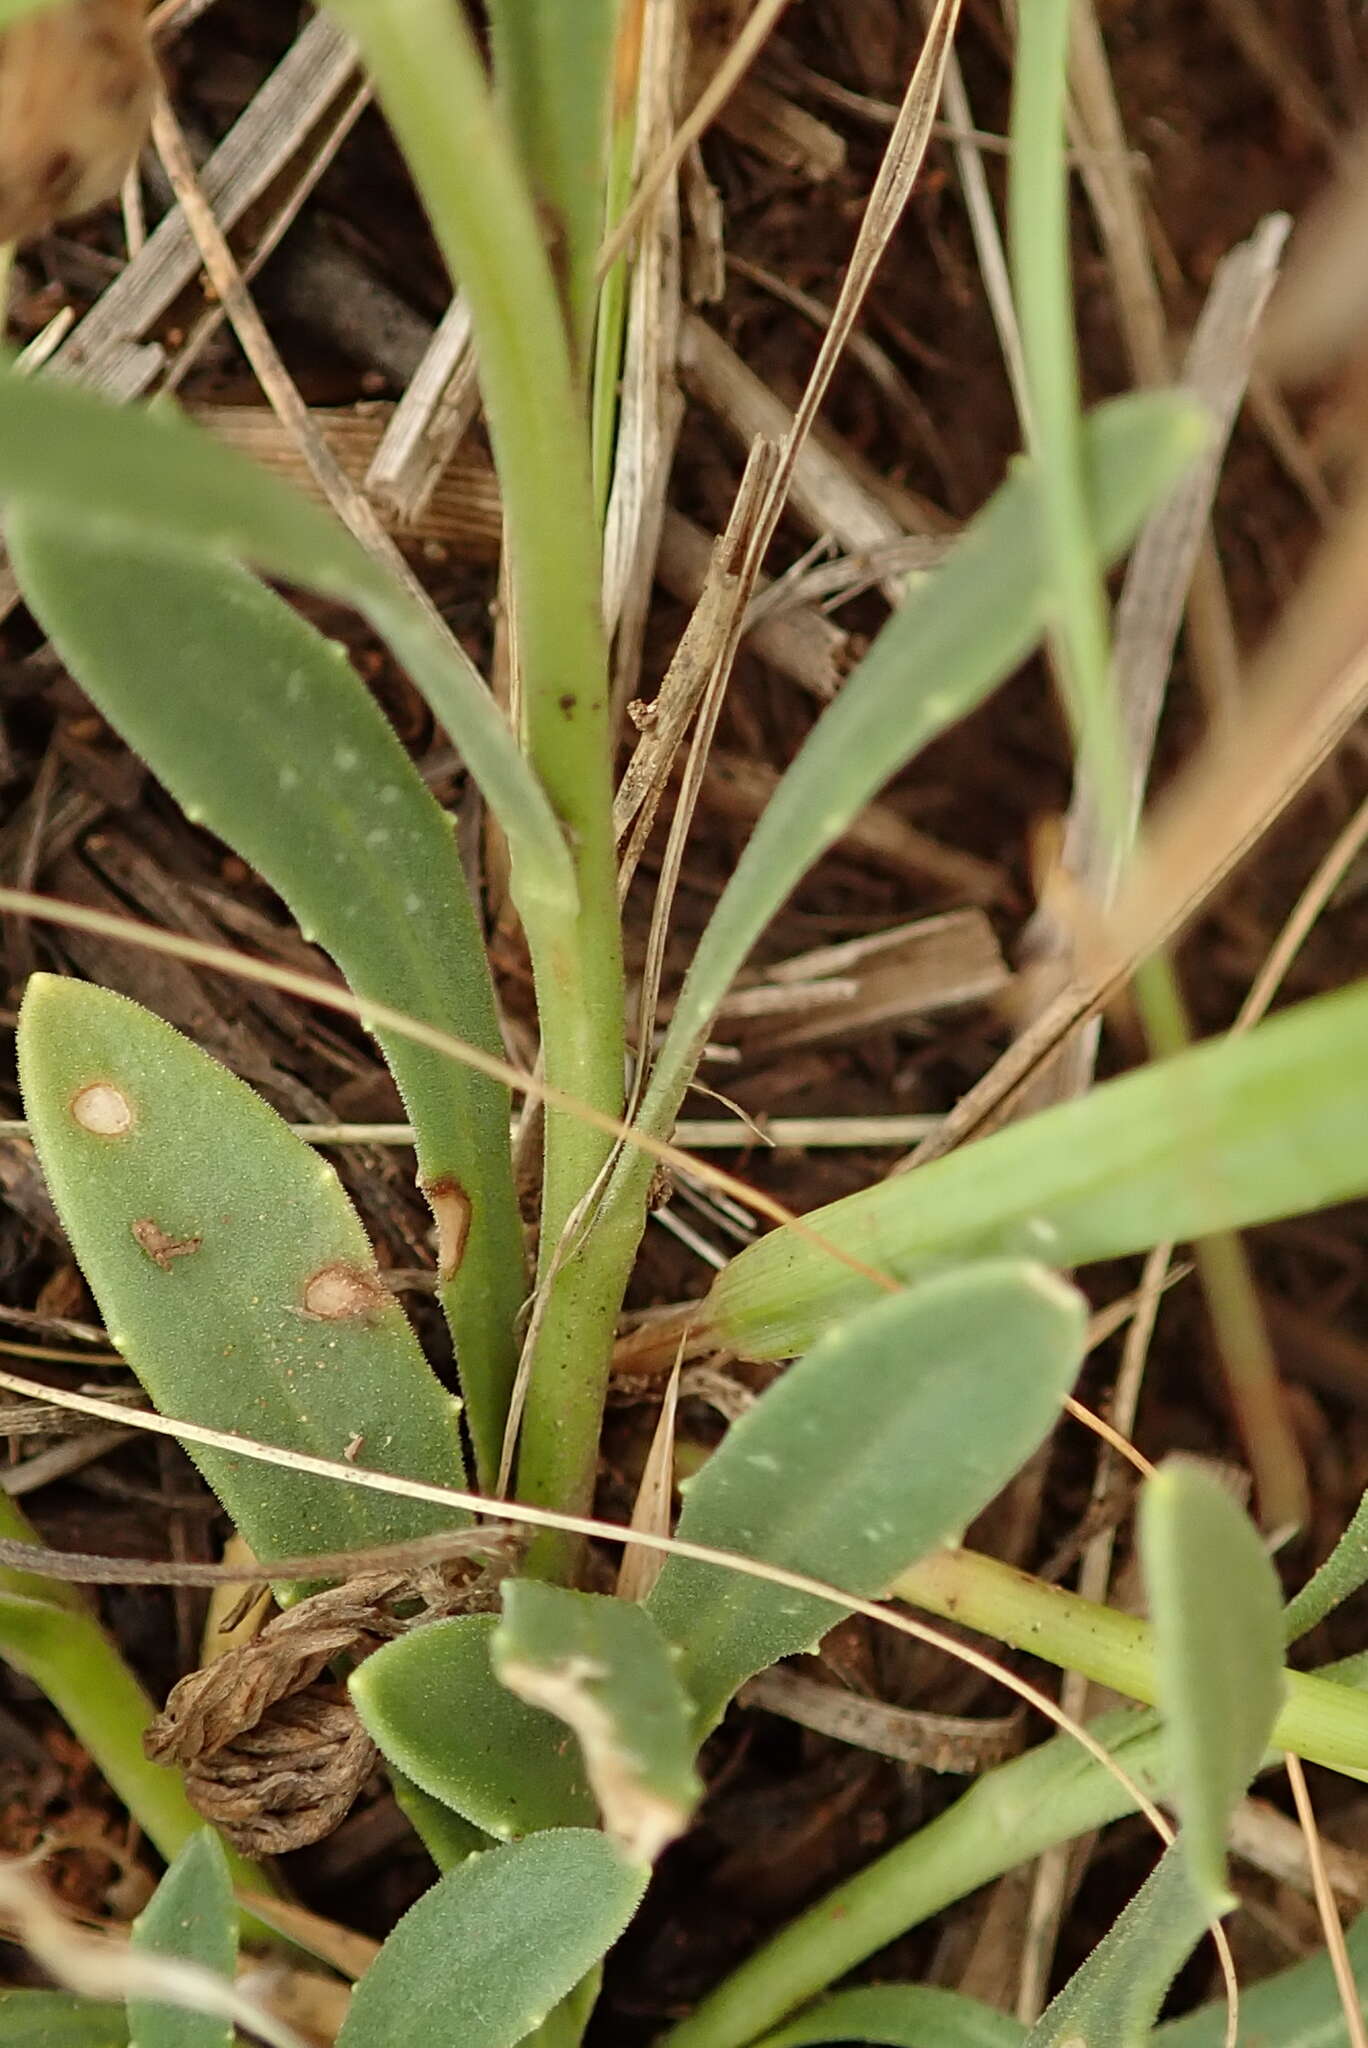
351;1615;595;1839
0;369;572;913
334;1831;646;2048
753;1984;1026;2048
128;1834;234;2048
0;1994;128;2047
1154;1907;1368;2045
17;977;467;1579
1024;1847;1211;2048
1140;1459;1284;1910
8;512;523;1488
707;978;1368;1361
493;1582;701;1862
647;1260;1087;1733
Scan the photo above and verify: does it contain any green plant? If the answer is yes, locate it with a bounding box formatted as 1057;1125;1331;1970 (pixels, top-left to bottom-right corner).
2;1;1367;2044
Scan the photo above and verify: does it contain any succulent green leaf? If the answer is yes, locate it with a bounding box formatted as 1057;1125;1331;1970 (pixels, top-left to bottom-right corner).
632;390;1208;1146
493;1582;701;1862
390;1772;492;1871
128;1834;234;2048
486;0;619;359
17;976;467;1578
334;1830;646;2048
0;1994;128;2047
1139;1459;1285;1911
707;977;1368;1361
1153;1906;1368;2045
647;1260;1088;1734
1024;1846;1212;2048
8;512;524;1487
351;1615;595;1839
752;1985;1026;2048
0;369;572;913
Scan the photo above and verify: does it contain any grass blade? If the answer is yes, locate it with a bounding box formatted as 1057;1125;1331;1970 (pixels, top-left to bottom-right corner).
1284;1484;1368;1643
707;977;1368;1361
334;1831;646;2048
18;977;467;1577
8;511;524;1487
647;1261;1087;1734
1023;1845;1210;2048
1153;1911;1368;2044
1139;1459;1285;1910
493;1583;701;1863
752;1985;1025;2047
128;1834;234;2048
0;1993;128;2046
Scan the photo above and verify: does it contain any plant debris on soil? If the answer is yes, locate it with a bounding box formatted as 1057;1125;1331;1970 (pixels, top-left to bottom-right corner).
2;0;1367;2035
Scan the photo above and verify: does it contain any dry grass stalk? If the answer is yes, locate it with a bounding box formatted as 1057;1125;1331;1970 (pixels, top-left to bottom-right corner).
710;909;1010;1057
702;747;1006;903
363;295;478;526
741;1666;1023;1772
616;439;779;894
603;0;685;712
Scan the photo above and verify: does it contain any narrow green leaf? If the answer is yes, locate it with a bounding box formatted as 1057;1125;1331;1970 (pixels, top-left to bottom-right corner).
128;1834;234;2048
486;0;619;358
334;1831;646;2048
1024;1846;1211;2048
522;1971;601;2048
8;512;524;1488
390;1772;492;1871
351;1615;595;1839
647;1261;1087;1734
753;1985;1026;2048
708;977;1368;1361
1139;1459;1285;1910
1284;1483;1368;1644
0;1995;128;2048
1153;1907;1368;2045
493;1583;701;1862
17;977;467;1576
0;370;572;912
630;390;1208;1149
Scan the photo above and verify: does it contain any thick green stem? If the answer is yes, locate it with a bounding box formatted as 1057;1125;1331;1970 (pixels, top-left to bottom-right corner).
326;1;627;1546
897;1545;1368;1776
0;1496;266;1892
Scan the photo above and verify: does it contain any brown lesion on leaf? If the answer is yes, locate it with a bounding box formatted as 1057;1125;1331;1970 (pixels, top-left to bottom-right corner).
422;1176;472;1283
132;1218;201;1270
299;1262;388;1322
